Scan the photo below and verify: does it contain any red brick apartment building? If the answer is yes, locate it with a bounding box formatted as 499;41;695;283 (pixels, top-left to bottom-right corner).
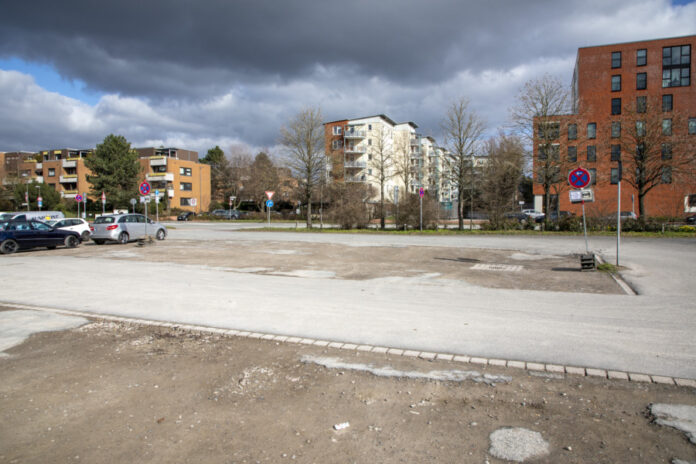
533;35;696;217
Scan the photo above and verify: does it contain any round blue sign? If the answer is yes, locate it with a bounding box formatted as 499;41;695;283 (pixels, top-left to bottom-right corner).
266;200;274;208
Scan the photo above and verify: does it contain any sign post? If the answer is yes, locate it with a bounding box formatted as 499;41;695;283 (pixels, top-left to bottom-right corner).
616;160;622;267
75;194;83;219
418;187;425;232
568;167;595;269
139;181;151;239
101;191;106;215
130;198;137;213
265;191;274;228
37;196;43;211
82;192;88;219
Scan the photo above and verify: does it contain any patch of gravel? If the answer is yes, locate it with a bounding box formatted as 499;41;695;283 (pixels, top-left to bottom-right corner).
489;427;550;462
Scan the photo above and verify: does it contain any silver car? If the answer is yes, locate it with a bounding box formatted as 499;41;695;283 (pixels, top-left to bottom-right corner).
91;213;167;244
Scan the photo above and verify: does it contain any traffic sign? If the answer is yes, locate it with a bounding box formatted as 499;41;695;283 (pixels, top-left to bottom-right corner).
139;181;151;196
265;191;274;200
266;200;274;208
38;200;43;208
101;191;106;203
75;194;83;202
418;187;425;198
569;167;591;189
130;198;137;205
569;189;594;203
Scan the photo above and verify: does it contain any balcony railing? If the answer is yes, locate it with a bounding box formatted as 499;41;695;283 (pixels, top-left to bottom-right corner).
35;163;42;170
344;146;366;154
62;190;78;199
410;138;420;146
343;129;366;138
59;175;78;183
344;161;367;168
345;175;366;183
150;156;168;167
146;172;174;182
62;159;77;168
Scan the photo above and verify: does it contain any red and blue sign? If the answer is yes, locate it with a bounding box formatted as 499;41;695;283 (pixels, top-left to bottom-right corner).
139;181;151;196
568;167;591;189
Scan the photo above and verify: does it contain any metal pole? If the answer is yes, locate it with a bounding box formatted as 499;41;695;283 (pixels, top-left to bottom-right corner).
581;200;589;254
617;180;621;267
77;197;80;219
26;185;29;211
419;195;423;232
267;204;271;228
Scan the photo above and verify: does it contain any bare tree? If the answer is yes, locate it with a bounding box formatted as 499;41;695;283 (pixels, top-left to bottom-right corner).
510;74;573;220
227;144;253;209
367;124;395;229
480;133;525;228
441;98;485;230
280;107;325;228
393;131;413;197
610;97;693;218
246;152;280;211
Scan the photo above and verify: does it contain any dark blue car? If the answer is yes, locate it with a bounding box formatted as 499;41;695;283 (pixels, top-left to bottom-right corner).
0;220;81;254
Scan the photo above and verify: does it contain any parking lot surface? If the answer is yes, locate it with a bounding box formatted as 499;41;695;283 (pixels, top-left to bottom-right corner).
1;223;694;378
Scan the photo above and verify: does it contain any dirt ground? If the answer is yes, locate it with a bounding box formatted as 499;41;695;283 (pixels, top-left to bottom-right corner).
1;315;694;464
36;239;624;294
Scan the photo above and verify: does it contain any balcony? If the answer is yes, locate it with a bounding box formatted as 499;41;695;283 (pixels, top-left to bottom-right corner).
35;163;42;170
344;146;366;154
146;172;174;182
35;176;44;184
62;159;78;168
62;190;78;199
410;138;420;146
167;189;175;198
345;175;367;183
344;160;366;169
150;156;168;167
59;175;78;183
343;129;366;139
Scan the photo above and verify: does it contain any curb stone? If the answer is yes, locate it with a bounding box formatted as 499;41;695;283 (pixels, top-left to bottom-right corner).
0;301;692;387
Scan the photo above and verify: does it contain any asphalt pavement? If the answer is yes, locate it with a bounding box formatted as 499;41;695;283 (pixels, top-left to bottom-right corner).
1;222;694;379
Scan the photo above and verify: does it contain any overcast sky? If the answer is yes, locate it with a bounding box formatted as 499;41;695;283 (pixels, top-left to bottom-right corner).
0;0;694;158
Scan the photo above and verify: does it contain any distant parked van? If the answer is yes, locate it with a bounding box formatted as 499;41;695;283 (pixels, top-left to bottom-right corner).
8;211;65;222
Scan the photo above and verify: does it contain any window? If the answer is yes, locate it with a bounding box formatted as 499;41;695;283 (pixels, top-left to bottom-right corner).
612;51;622;68
180;198;193;206
636;120;646;137
690;118;696;135
538;144;559;160
636;72;647;90
180;167;192;176
332;126;342;135
661;143;672;160
368;124;372;130
611;144;621;161
568;124;577;140
611;98;621;115
332;140;343;150
48;168;55;177
567;146;577;162
662;94;673;112
180;182;192;191
611;168;620;184
589;168;597;185
368;139;372;146
662;166;672;184
663;118;672;136
587;122;596;139
612;121;621;138
537;122;560;140
662;45;691;87
637;96;647;113
587;145;596;162
637;48;647;66
611;75;621;91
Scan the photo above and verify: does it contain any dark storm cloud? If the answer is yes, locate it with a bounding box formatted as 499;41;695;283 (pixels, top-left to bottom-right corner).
0;0;584;99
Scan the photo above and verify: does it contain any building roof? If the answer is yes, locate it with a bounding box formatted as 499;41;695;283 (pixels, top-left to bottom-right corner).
577;34;696;51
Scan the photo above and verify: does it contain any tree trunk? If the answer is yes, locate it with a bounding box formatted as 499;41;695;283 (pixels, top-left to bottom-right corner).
380;185;385;230
458;190;464;230
306;194;312;228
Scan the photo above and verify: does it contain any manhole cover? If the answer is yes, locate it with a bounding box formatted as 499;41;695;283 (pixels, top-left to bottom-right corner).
471;264;522;272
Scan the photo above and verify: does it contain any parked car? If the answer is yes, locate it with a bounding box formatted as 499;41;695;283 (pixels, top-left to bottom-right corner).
211;209;243;220
686;215;696;225
547;210;574;222
6;211;65;222
177;211;196;221
503;212;529;223
620;211;638;220
90;213;167;244
0;220;81;254
49;218;92;241
522;209;545;222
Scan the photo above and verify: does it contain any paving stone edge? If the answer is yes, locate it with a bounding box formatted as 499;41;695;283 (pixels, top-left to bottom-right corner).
2;301;693;387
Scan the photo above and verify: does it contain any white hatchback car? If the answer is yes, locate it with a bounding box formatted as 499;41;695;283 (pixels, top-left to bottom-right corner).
50;218;92;241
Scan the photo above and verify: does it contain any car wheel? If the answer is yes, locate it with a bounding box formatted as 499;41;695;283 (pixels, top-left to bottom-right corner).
64;235;79;248
93;239;105;245
155;229;166;241
0;239;19;254
118;232;129;244
80;231;90;241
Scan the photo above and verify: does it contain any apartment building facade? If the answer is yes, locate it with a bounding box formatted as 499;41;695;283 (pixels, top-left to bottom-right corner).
135;147;211;213
324;114;457;205
1;146;211;213
533;35;696;217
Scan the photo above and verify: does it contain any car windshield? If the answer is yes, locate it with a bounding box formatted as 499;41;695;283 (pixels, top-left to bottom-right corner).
94;216;116;224
0;213;14;221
